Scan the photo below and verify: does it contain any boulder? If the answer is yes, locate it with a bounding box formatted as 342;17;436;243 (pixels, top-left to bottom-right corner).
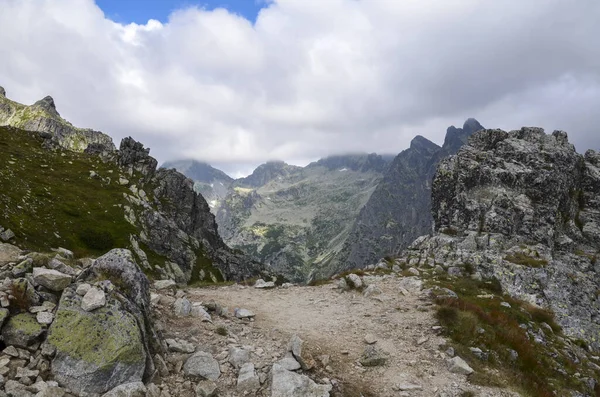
237;362;260;392
276;352;301;371
271;364;331;397
447;356;474;375
173;297;191;317
0;243;20;265
81;287;106;312
228;347;250;369
288;334;315;370
32;268;71;292
183;351;221;381
254;279;276;289
47;286;146;394
47;249;159;395
234;308;255;319
195;380;218;397
101;382;147;397
1;313;45;348
346;273;362;289
165;338;195;354
0;229;15;242
154;279;177;291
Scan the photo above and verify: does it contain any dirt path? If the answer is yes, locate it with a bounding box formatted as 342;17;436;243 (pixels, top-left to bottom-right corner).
156;274;519;396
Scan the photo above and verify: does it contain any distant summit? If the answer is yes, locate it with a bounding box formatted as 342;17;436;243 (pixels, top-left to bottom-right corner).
0;86;114;152
162;160;233;184
308;153;389;173
329;118;484;276
236;161;302;188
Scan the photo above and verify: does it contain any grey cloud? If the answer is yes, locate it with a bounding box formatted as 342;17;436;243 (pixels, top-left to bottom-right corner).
0;0;599;174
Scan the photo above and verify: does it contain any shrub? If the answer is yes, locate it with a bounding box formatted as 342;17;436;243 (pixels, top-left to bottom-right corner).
216;326;228;336
9;281;31;312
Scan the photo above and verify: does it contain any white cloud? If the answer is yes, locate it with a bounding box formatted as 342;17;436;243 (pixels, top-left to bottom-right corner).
0;0;599;173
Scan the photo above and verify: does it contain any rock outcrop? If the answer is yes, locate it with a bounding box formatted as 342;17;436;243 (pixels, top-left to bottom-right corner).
328;119;484;276
116;138;266;283
0;89;115;152
161;160;233;210
397;127;600;350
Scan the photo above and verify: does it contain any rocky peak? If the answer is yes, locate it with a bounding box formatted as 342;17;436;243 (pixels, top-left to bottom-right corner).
310;153;389;173
409;135;440;155
442;118;483;153
427;126;600;349
0;86;5;97
463;117;484;134
118;137;158;181
237;161;300;188
162;160;233;184
33;95;60;118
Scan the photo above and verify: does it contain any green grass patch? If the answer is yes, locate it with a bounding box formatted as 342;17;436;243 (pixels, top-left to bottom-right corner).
504;252;548;268
0;126;136;258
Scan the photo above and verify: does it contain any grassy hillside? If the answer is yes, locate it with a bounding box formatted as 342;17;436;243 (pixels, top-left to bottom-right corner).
0;126;137;257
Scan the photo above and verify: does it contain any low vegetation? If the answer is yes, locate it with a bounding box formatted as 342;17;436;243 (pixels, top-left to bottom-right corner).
426;273;600;396
504;252;548;268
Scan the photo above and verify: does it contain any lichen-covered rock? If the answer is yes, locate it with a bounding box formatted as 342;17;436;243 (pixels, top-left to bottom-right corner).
47;286;146;394
47;249;161;395
1;313;45;348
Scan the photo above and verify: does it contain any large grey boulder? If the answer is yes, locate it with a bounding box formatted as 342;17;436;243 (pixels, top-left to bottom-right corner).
47;286;146;395
47;249;160;395
271;364;331;397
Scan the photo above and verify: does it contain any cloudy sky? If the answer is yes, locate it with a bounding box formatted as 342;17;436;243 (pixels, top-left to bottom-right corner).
1;0;599;177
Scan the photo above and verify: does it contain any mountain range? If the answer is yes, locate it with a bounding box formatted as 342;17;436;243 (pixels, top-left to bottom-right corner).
165;119;484;282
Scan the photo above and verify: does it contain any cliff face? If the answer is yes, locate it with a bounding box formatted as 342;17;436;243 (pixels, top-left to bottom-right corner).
117;138;265;282
327;119;484;276
161;160;233;210
0;88;115;152
398;127;600;350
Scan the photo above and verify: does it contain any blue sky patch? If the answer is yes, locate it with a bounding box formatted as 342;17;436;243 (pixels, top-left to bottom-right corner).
96;0;267;24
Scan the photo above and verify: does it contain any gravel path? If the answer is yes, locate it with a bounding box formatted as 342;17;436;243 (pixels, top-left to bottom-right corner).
162;274;520;397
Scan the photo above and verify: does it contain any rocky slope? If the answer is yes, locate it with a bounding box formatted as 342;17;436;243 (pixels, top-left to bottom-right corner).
0;87;114;152
327;119;484;277
0;89;265;284
161;160;233;210
395;127;600;351
214;155;389;282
